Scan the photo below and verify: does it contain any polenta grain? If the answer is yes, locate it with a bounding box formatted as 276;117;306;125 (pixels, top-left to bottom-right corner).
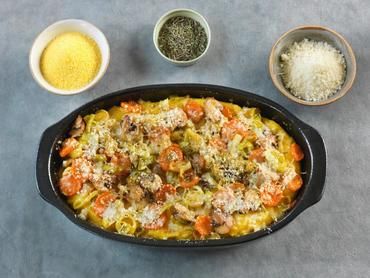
40;32;101;90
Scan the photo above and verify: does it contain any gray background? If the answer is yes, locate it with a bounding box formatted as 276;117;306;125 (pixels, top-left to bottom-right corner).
0;0;369;277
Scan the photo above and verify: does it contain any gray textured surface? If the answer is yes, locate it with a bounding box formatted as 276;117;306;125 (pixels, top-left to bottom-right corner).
0;0;369;277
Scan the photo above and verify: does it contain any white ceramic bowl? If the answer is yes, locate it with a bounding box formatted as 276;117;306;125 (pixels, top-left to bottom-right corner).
153;9;211;66
29;19;110;95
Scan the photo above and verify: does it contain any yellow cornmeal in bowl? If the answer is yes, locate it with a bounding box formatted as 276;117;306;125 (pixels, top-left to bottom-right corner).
40;32;101;90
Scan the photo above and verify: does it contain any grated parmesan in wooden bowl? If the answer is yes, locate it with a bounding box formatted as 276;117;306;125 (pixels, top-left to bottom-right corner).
269;25;356;106
280;39;346;102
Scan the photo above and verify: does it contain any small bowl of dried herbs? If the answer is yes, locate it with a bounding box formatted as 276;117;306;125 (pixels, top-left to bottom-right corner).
153;9;211;66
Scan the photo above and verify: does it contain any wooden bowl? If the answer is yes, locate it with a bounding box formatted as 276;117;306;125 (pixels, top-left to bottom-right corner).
269;25;356;106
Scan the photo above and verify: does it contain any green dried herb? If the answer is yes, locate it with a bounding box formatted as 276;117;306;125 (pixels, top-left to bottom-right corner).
158;16;208;61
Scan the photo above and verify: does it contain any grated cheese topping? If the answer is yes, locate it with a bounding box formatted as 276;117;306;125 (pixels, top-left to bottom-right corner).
58;97;304;240
257;163;280;182
280;38;346;102
139;205;161;226
102;202;117;222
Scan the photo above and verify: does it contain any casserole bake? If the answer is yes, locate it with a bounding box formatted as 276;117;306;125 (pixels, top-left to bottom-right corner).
57;97;304;240
36;84;326;247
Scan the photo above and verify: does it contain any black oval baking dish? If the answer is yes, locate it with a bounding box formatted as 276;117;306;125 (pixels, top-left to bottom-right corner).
36;84;326;248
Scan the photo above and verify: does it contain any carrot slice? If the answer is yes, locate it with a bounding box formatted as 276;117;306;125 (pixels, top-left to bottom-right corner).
111;153;132;176
155;184;176;202
195;215;212;237
93;192;117;217
71;158;91;182
148;126;170;140
261;191;283;207
143;213;168;230
184;100;205;123
291;143;304;161
229;182;245;191
120;101;141;113
288;175;303;191
180;170;200;188
221;105;234;120
249;148;265;162
59;138;78;158
209;138;227;151
267;193;283;207
221;119;254;141
158;144;184;171
59;175;82;196
260;185;283;207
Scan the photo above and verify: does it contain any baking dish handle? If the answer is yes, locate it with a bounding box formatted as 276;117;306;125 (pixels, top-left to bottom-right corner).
301;126;327;209
36;124;60;206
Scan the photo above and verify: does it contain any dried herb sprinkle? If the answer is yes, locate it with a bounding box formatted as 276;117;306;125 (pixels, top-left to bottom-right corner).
158;16;208;61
